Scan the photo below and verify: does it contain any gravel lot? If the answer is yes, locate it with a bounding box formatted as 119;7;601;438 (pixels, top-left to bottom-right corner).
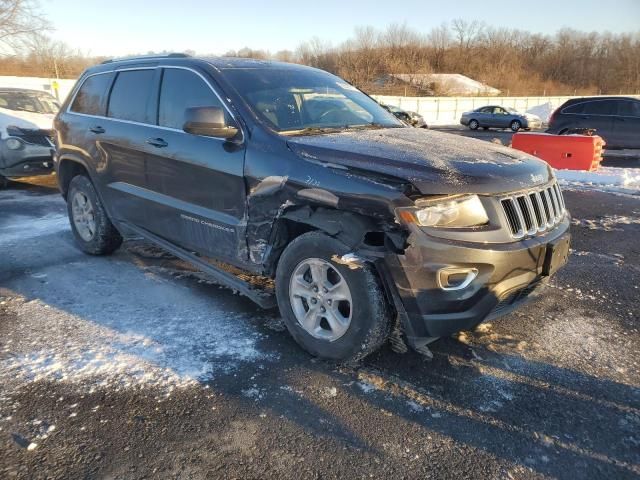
1;175;639;479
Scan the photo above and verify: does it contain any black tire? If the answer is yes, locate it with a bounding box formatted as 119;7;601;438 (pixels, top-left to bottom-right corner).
275;231;391;362
468;119;479;130
510;120;522;132
0;175;8;189
67;175;122;255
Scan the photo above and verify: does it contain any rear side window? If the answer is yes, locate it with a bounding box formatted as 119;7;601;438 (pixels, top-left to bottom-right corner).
158;69;224;129
563;102;584;114
615;100;640;117
107;70;155;123
70;73;114;116
582;101;614;115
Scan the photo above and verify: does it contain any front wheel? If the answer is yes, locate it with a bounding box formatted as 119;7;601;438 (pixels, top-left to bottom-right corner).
67;175;122;255
510;120;522;132
468;119;479;130
275;231;391;362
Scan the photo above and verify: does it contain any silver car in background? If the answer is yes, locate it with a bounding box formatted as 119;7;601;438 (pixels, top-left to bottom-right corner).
460;105;542;132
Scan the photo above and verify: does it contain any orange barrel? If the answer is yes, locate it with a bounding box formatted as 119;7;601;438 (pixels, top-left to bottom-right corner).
511;133;605;171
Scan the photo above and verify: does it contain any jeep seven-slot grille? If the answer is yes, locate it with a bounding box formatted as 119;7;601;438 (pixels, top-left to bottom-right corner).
500;182;565;239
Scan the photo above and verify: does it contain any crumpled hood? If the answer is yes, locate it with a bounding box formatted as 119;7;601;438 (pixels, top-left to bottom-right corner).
0;107;55;132
286;127;552;195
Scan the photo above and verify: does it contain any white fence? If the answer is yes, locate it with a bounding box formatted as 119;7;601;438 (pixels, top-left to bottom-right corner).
0;76;77;102
373;94;640;126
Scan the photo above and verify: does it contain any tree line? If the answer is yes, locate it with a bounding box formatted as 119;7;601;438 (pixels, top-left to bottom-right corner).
1;0;639;96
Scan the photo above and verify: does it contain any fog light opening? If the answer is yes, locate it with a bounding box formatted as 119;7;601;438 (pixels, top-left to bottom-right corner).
438;267;478;291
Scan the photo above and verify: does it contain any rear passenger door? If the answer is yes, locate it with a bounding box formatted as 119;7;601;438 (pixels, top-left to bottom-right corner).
143;67;247;263
99;68;161;227
580;100;614;142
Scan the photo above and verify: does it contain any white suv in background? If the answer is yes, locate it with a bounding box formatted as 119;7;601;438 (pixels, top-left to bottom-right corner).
0;88;59;187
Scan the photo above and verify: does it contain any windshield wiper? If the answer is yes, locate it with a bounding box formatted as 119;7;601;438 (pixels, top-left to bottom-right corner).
281;126;345;136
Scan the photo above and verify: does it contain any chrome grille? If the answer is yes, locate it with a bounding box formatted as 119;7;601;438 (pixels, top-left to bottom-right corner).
500;182;565;239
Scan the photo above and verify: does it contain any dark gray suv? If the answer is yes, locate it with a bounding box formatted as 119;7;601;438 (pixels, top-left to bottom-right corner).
547;96;640;149
54;54;570;361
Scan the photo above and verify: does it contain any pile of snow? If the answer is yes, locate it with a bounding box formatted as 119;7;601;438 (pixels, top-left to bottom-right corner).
526;102;555;123
555;167;640;195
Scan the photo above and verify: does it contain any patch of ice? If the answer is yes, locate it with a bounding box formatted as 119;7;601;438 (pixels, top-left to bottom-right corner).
1;293;270;393
0;213;69;245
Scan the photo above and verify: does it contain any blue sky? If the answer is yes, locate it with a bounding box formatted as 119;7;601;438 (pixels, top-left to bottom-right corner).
41;0;640;57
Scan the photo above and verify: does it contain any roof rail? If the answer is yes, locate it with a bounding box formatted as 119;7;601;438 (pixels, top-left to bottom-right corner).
101;53;191;64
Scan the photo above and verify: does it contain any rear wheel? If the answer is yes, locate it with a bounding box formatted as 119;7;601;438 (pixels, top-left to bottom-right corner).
510;120;522;132
275;231;391;362
67;175;122;255
469;119;479;130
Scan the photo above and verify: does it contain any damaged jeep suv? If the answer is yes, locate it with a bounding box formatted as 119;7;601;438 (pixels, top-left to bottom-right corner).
54;55;570;361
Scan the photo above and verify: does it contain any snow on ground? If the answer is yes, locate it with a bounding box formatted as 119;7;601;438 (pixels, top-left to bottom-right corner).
0;191;273;394
555;166;640;195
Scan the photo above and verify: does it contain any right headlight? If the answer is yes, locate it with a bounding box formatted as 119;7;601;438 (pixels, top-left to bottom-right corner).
397;194;489;228
5;137;23;150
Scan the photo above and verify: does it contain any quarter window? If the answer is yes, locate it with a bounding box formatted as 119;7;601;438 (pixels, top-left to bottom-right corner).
107;70;155;123
70;73;114;116
615;100;640;117
563;103;584;114
158;69;224;130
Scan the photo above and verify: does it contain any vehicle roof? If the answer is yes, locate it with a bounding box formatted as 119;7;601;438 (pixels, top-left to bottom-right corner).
84;54;318;76
0;87;53;94
563;96;639;103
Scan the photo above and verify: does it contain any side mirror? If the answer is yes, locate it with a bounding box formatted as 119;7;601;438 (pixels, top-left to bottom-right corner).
183;106;239;139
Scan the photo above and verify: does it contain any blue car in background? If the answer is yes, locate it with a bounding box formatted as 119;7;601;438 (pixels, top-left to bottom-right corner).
460;105;542;132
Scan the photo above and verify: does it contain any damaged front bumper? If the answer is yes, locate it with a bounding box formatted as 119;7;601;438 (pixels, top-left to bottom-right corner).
0;137;55;178
380;217;571;342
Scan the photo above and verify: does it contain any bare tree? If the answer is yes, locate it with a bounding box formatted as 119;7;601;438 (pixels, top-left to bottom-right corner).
0;0;49;52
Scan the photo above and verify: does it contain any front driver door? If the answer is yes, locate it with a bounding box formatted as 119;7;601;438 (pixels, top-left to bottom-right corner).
143;67;247;264
612;99;640;149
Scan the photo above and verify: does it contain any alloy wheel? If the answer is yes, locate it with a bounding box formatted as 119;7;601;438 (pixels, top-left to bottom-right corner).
289;258;353;341
71;191;96;241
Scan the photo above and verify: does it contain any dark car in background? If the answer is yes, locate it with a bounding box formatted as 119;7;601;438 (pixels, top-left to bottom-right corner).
383;104;428;128
0;88;59;187
54;55;569;362
547;96;640;149
460;105;542;132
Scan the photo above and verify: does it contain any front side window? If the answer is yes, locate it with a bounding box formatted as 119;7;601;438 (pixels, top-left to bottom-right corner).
107;70;155;123
70;73;113;116
0;90;60;114
158;69;225;129
221;67;403;133
615;100;640;117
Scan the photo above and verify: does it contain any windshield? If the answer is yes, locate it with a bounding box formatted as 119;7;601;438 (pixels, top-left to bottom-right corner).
506;107;519;114
0;91;60;114
221;67;404;133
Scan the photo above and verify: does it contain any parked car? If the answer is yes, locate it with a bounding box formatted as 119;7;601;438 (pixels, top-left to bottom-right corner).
383;104;428;128
547;96;640;149
54;55;570;362
460;106;542;132
0;88;59;187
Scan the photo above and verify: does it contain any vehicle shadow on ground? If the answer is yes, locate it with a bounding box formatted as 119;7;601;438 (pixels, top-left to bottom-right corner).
3;176;59;195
